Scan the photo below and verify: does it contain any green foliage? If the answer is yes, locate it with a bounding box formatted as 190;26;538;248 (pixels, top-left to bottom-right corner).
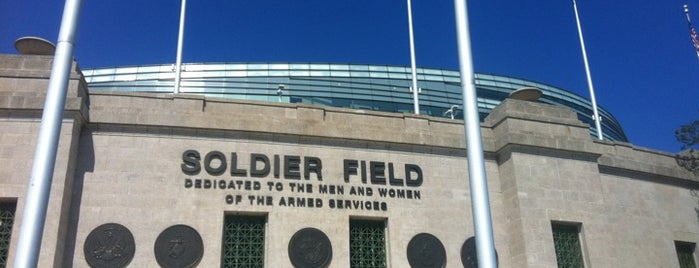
676;120;699;150
675;120;699;177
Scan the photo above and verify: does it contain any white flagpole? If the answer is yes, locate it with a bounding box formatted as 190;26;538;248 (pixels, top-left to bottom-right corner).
453;0;497;267
14;0;82;267
407;0;420;114
572;0;604;140
174;0;187;94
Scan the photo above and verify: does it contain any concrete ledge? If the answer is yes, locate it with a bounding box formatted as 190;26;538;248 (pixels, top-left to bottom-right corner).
86;91;471;150
597;142;697;182
0;54;82;80
484;99;587;128
485;99;598;154
0;54;89;122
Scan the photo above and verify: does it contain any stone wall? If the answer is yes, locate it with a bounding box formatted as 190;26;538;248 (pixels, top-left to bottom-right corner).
1;53;697;267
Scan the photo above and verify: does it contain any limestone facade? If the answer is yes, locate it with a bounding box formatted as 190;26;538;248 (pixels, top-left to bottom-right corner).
1;53;697;267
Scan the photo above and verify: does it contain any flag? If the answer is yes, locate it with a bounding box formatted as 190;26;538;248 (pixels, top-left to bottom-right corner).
685;5;699;59
689;24;699;59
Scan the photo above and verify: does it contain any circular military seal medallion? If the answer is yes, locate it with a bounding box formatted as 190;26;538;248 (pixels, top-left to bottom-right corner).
154;225;204;268
406;233;446;268
461;236;498;268
288;227;333;268
84;223;135;268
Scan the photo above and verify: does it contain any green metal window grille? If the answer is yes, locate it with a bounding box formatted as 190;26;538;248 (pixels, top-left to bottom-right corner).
1;201;17;268
221;215;266;268
349;219;386;268
552;224;585;268
675;241;697;268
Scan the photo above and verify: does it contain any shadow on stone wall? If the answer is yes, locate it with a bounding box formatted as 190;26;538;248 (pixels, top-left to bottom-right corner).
60;129;94;267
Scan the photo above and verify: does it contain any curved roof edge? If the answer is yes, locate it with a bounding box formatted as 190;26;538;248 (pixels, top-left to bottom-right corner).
81;62;628;142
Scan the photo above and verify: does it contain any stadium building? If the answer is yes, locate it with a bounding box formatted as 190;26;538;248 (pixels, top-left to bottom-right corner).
1;49;697;267
81;62;627;142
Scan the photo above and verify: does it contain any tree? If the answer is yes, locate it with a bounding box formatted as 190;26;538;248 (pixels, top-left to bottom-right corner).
675;120;699;176
676;120;699;223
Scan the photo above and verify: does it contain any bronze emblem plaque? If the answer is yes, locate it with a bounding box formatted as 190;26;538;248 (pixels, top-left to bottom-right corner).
154;225;204;268
406;233;446;268
84;223;135;268
288;227;333;268
461;236;498;268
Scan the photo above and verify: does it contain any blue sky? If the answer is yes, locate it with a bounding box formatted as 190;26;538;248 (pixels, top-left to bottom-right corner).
1;0;698;153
